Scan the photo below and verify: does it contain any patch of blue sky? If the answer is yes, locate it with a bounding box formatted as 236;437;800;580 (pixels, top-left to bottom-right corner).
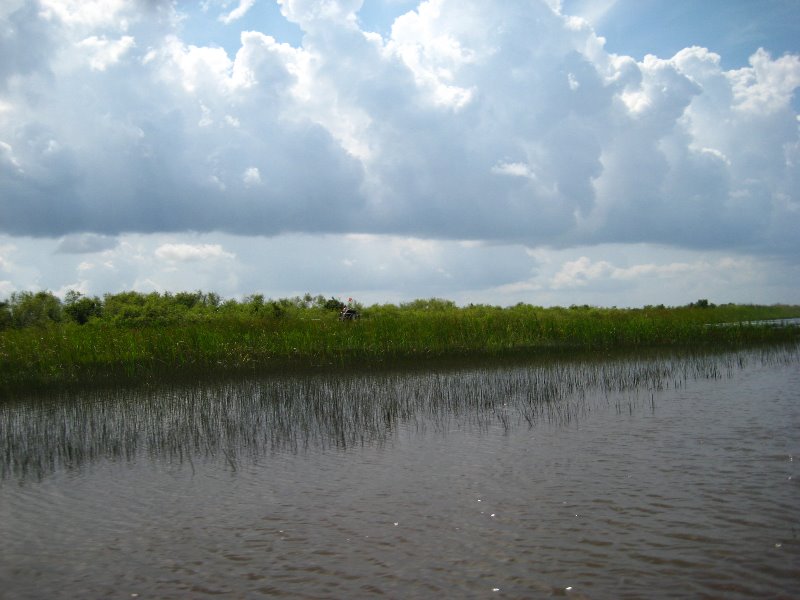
178;1;799;71
177;1;303;54
565;0;800;68
179;0;423;50
356;0;419;37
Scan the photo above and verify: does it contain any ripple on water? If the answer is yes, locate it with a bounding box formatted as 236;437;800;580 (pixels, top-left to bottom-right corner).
1;349;799;598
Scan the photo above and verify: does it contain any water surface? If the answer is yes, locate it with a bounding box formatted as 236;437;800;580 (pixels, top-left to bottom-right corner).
1;348;798;598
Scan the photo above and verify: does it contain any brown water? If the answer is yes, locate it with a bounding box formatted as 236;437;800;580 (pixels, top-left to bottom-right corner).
1;348;798;598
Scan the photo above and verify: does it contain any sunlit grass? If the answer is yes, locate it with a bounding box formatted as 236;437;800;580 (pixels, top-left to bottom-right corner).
1;302;799;389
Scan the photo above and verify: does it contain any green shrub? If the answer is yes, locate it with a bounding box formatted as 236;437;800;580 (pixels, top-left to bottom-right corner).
9;291;62;327
0;301;11;330
64;291;103;324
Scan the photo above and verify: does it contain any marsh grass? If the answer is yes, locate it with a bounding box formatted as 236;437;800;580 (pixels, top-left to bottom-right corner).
3;343;798;481
1;302;799;389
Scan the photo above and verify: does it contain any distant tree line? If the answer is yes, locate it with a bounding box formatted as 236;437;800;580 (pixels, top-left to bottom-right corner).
0;289;783;332
0;290;353;329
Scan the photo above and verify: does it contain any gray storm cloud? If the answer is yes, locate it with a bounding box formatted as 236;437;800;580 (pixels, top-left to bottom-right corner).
0;0;798;256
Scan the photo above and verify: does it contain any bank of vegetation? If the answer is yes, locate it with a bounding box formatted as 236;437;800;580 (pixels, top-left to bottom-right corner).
1;290;799;389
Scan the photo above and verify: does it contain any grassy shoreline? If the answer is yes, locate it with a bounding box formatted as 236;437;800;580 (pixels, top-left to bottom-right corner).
2;298;799;391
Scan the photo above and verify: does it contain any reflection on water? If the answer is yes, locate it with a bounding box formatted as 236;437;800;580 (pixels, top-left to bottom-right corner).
711;317;800;328
4;348;782;481
1;345;798;598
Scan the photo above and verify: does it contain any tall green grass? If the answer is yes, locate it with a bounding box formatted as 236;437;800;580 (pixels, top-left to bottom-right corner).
1;301;799;389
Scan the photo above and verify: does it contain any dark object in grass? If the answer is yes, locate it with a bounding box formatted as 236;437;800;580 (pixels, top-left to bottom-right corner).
339;307;360;321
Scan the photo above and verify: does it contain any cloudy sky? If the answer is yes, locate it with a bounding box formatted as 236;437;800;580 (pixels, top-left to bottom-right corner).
1;0;799;307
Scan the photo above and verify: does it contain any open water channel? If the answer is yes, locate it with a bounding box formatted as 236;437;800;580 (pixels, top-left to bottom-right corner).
1;346;798;598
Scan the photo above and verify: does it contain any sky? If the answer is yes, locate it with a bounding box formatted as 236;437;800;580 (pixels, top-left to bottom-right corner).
1;0;799;307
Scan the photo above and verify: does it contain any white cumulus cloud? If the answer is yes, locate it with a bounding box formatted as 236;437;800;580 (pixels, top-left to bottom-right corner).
155;243;235;263
38;0;130;28
242;167;262;185
77;35;135;71
0;0;798;263
219;0;257;24
550;255;751;290
727;49;800;115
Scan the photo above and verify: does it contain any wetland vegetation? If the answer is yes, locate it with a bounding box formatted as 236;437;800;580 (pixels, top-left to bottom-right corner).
3;331;798;597
1;289;799;389
4;343;798;482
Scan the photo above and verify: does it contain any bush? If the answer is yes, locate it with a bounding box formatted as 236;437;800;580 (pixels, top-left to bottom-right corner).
400;298;456;312
9;291;63;327
64;290;103;324
688;299;715;309
173;291;204;310
102;291;193;326
0;301;11;329
323;297;345;311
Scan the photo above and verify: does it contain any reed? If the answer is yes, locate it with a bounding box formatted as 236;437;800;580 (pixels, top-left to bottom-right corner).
4;344;798;481
1;299;799;389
